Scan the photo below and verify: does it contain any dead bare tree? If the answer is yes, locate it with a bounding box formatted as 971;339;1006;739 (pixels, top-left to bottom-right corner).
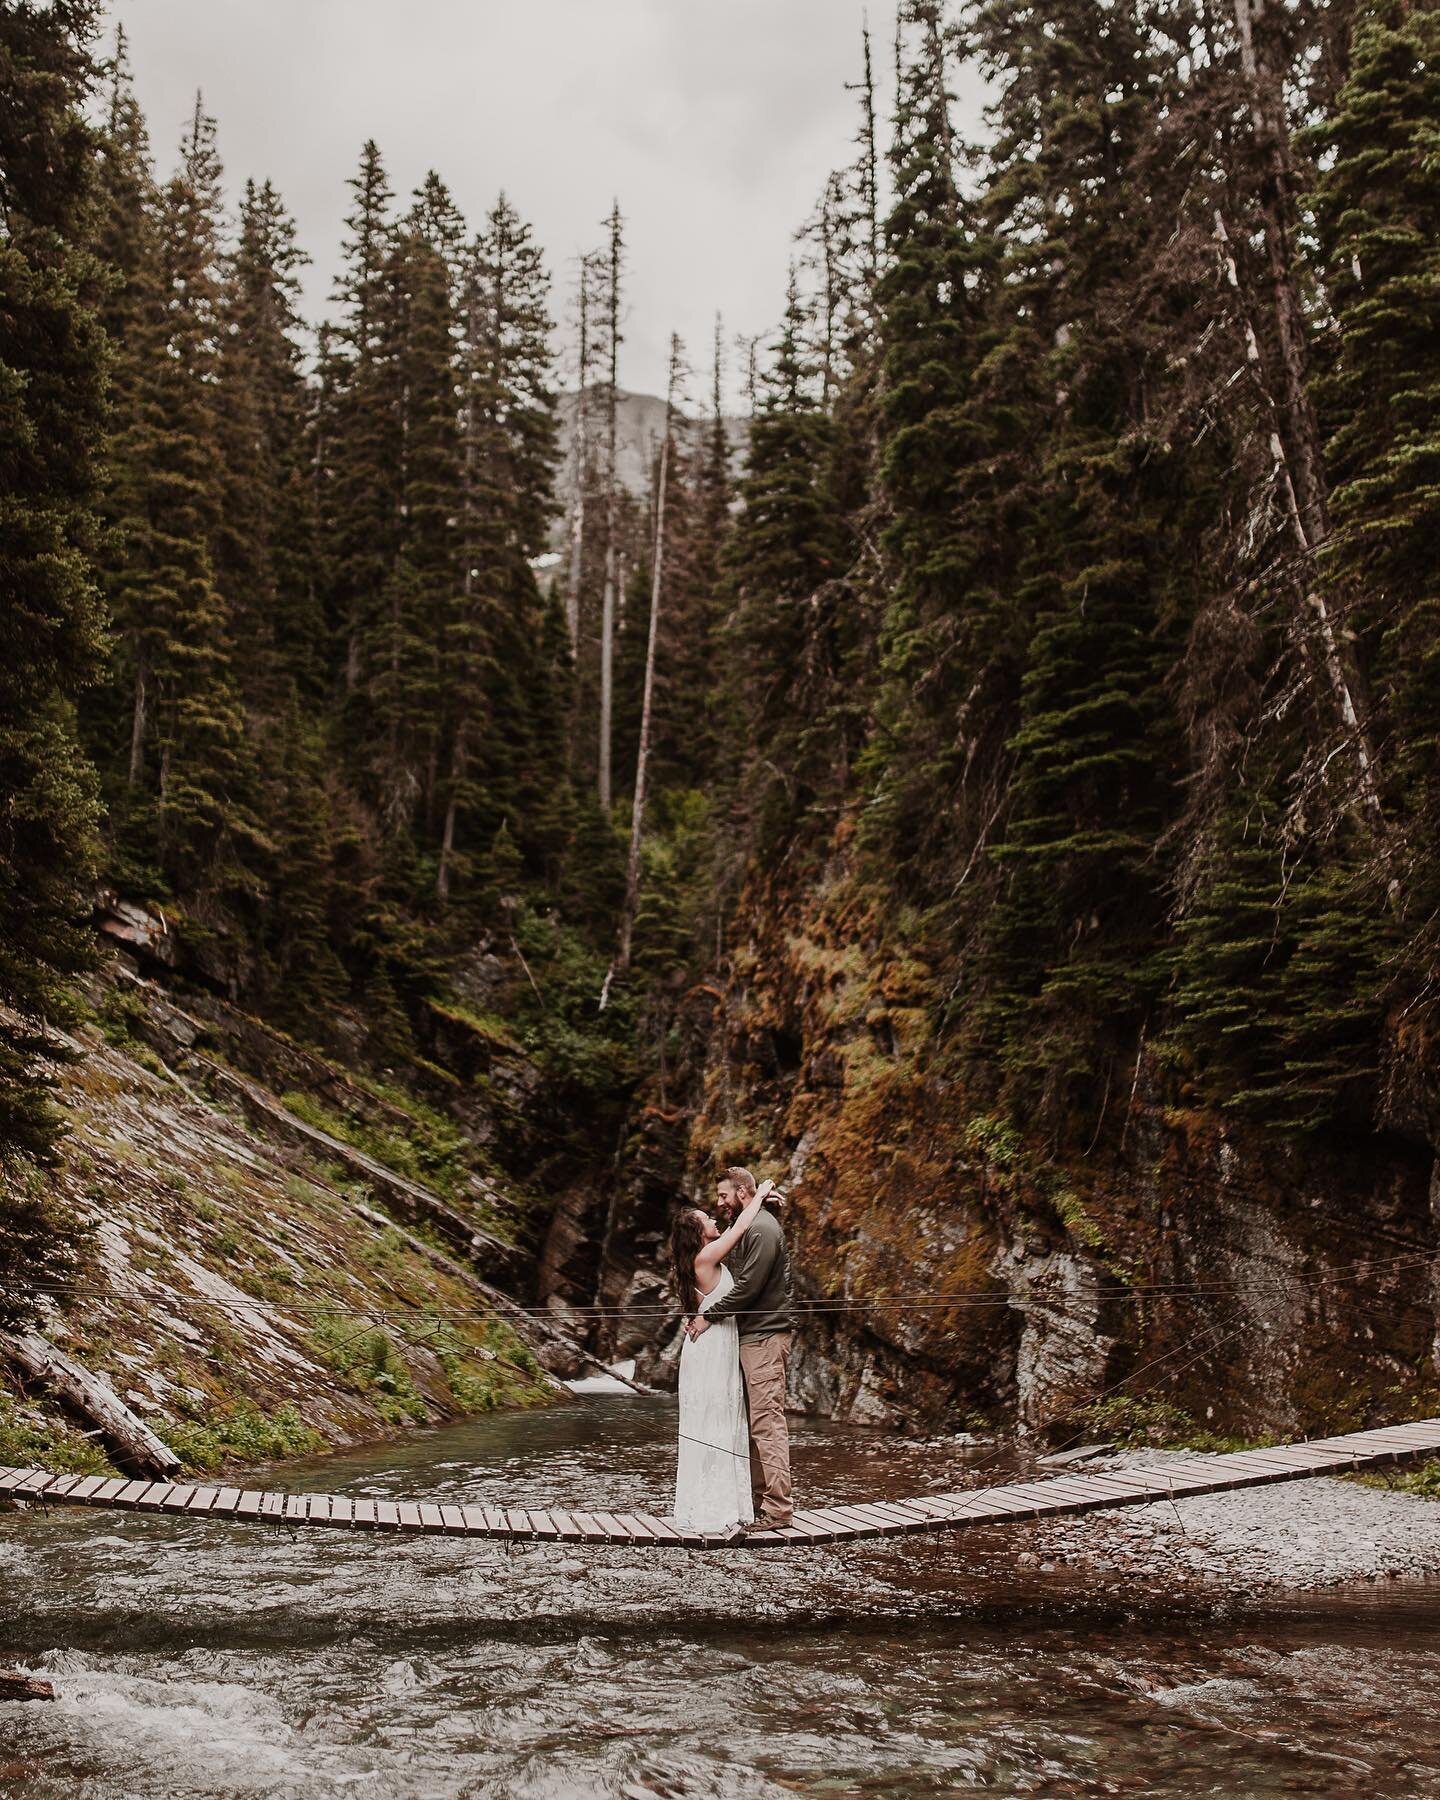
563;252;597;654
597;200;624;814
601;334;683;1010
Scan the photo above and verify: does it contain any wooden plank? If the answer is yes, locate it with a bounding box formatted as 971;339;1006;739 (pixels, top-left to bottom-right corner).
611;1511;659;1543
630;1512;680;1542
236;1490;263;1520
112;1479;155;1508
866;1498;951;1526
39;1473;88;1502
897;1494;964;1520
0;1468;32;1497
329;1495;354;1527
65;1474;112;1504
395;1503;422;1533
308;1495;332;1524
795;1507;871;1540
1224;1446;1334;1471
439;1504;467;1535
257;1491;285;1522
505;1508;534;1536
284;1495;310;1524
211;1486;243;1516
373;1500;402;1531
479;1506;510;1536
1355;1430;1439;1454
136;1483;178;1512
825;1502;910;1535
786;1506;862;1538
14;1471;65;1500
2;1469;50;1500
350;1497;378;1529
1224;1447;1332;1476
587;1510;632;1541
418;1503;446;1534
546;1508;585;1540
522;1508;561;1540
158;1484;198;1513
1024;1478;1112;1509
1077;1471;1178;1501
458;1505;494;1536
184;1485;220;1513
969;1487;1045;1516
566;1510;609;1541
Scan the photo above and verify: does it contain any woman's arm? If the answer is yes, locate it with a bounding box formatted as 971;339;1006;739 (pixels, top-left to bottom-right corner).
696;1180;773;1270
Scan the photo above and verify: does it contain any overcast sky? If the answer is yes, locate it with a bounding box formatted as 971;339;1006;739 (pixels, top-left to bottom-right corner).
100;1;987;408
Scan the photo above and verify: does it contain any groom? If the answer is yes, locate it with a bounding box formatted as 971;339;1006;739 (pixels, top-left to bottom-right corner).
686;1165;794;1529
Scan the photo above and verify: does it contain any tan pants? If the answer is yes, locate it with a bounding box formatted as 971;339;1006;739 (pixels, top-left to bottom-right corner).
739;1333;793;1525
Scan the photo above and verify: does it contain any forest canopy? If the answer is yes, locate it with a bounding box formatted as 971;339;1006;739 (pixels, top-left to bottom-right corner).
3;0;1439;1205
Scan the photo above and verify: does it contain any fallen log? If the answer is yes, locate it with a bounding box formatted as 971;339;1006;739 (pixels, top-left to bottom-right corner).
191;1055;516;1278
0;1329;181;1480
0;1671;55;1702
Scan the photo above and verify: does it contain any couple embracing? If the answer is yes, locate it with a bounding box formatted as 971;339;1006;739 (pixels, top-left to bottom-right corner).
669;1167;795;1537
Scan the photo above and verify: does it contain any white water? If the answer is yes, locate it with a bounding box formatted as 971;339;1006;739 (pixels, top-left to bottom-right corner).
4;1398;1440;1795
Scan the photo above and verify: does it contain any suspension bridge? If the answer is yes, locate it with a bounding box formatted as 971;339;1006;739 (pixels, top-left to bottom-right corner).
4;1417;1439;1548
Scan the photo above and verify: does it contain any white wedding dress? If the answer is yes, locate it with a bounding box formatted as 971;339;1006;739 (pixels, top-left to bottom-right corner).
673;1264;754;1532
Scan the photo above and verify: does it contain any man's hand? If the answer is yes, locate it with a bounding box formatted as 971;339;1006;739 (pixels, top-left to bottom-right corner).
685;1316;711;1341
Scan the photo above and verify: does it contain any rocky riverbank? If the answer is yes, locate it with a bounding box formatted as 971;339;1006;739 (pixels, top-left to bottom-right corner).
0;962;578;1483
1024;1450;1440;1595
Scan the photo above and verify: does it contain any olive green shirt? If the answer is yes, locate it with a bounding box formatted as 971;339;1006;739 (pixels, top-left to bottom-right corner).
706;1206;794;1339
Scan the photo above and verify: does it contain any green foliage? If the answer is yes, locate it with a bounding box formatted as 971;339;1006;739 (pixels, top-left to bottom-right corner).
0;0;108;1169
0;1392;113;1477
416;1313;551;1413
1076;1395;1275;1455
159;1400;324;1471
1166;802;1389;1131
279;1088;472;1202
306;1311;427;1423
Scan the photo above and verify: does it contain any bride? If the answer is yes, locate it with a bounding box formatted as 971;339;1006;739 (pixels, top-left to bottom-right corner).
669;1176;774;1533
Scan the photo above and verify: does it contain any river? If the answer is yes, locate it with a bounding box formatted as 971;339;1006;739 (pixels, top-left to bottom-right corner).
3;1394;1440;1795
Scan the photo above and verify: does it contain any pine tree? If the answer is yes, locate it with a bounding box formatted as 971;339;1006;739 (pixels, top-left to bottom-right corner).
437;192;562;907
723;270;845;843
96;95;256;913
371;183;463;843
951;0;1192;1113
215;177;321;703
322;141;401;706
1308;1;1440;917
0;0;108;1167
862;0;999;874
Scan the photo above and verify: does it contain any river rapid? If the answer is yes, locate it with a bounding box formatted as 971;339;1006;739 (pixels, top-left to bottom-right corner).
3;1395;1440;1796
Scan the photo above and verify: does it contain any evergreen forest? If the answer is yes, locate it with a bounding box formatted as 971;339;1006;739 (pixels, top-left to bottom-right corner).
4;0;1440;1415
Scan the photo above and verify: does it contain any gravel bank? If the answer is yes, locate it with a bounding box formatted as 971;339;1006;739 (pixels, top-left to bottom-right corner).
1027;1450;1440;1592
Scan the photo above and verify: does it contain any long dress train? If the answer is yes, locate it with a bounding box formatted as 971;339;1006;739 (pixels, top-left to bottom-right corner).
673;1264;754;1532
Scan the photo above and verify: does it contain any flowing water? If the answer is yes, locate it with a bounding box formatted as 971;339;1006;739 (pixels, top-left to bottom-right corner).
4;1395;1440;1796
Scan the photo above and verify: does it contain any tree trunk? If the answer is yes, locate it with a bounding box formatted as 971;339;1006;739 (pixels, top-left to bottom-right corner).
565;258;591;654
602;341;678;1009
598;541;615;812
0;1672;55;1702
1216;1;1384;819
596;203;623;810
0;1329;181;1480
127;657;147;784
436;720;465;901
1231;0;1328;544
1213;194;1382;822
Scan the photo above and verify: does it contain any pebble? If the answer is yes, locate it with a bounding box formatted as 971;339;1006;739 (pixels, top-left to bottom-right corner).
1026;1453;1440;1593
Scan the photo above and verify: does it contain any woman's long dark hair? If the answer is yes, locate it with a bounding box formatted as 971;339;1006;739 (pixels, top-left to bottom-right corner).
670;1208;706;1317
